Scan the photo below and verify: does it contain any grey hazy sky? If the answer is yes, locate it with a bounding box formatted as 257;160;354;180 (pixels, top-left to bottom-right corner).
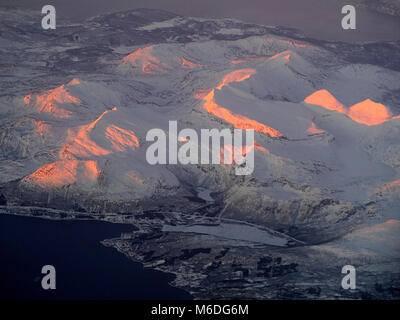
2;0;400;42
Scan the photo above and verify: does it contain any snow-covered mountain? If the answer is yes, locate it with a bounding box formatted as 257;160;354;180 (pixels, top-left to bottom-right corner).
1;8;400;247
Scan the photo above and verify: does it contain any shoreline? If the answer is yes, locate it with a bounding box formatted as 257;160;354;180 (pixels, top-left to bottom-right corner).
0;210;194;300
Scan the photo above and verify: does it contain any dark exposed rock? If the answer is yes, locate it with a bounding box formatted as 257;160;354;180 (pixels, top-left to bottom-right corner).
0;193;6;205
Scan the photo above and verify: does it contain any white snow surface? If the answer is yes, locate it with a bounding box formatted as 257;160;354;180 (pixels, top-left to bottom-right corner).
0;11;399;242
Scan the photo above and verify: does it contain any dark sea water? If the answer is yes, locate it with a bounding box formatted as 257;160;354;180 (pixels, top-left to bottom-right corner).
0;214;192;300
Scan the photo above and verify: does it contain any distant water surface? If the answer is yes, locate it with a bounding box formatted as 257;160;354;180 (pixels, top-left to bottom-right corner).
3;0;400;42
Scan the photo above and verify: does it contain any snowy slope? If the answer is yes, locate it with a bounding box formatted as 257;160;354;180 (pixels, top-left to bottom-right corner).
0;8;399;244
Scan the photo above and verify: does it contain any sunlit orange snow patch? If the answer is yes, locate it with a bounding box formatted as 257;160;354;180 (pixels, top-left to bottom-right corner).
278;39;313;49
82;160;100;180
14;118;51;136
348;99;392;126
67;78;80;86
23;160;100;188
60;128;111;159
105;125;139;152
60;109;116;159
266;36;313;49
376;179;400;193
386;179;400;188
178;136;190;142
307;122;325;134
254;141;270;155
34;120;51;135
142;63;167;74
386;219;400;225
231;59;245;65
202;90;283;136
217;69;256;89
356;219;400;234
24;93;33;105
126;170;144;184
179;57;203;69
86;108;115;131
220;144;255;166
34;85;80;106
121;45;171;74
267;50;291;62
24;84;81;118
194;88;212;99
231;57;268;64
195;69;283;137
304;89;347;114
305;91;395;126
24;160;79;187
